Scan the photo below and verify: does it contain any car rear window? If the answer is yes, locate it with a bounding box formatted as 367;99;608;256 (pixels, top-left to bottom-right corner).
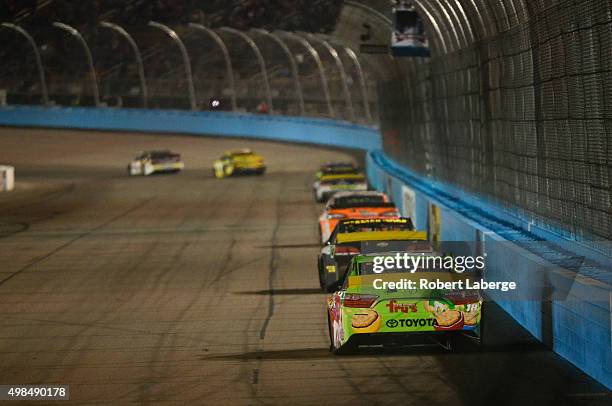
150;151;178;159
330;196;390;209
322;167;358;175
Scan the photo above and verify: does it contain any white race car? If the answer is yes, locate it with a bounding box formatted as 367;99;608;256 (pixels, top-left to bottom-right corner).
127;150;184;176
313;173;368;203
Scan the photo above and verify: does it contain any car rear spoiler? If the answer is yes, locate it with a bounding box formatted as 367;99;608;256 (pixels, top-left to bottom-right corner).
336;230;427;244
321;174;365;182
330;202;396;210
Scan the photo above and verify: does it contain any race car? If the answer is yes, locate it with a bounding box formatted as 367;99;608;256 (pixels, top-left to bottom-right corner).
127;150;184;176
313;173;368;203
318;218;419;291
327;252;483;354
314;162;360;183
213;149;266;179
318;191;400;244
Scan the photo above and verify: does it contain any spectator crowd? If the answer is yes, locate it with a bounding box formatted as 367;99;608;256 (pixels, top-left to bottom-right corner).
0;0;345;109
0;0;343;34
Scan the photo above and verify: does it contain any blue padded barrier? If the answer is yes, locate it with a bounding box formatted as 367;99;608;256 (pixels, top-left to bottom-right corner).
367;150;612;390
0;106;382;151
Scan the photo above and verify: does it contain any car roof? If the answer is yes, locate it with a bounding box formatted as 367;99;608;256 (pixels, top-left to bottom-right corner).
320;173;364;180
141;150;175;155
353;250;441;264
327;191;388;206
331;191;386;199
226;149;254;155
322;162;355;168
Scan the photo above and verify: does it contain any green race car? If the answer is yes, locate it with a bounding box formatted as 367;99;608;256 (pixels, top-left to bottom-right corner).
327;252;484;353
318;219;420;292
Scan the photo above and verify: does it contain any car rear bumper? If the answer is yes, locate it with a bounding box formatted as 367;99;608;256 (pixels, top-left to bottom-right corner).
343;329;479;349
151;162;184;172
320;185;368;199
234;165;266;174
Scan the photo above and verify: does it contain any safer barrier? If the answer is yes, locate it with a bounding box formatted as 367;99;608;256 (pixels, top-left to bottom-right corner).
0;106;381;151
367;150;612;390
0;166;14;192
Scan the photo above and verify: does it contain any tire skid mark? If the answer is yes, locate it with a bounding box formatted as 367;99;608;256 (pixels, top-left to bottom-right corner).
135;182;235;405
0;198;154;287
258;179;284;341
235;176;285;405
0;222;29;239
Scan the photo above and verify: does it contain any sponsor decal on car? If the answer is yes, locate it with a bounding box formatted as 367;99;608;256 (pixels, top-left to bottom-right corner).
385;318;436;328
385;299;417;313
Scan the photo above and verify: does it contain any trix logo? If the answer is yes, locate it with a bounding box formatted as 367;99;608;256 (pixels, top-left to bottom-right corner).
386;299;417;313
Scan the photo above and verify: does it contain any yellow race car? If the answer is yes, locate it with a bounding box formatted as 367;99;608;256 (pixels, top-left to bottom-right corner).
213;149;266;179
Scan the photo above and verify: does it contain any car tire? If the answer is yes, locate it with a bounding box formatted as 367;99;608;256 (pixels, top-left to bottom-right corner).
333;339;354;355
324;279;338;293
318;258;325;289
476;301;487;349
321;258;339;293
316;189;328;203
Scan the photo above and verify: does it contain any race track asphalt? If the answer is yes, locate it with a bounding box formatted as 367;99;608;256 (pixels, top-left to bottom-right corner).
0;127;609;405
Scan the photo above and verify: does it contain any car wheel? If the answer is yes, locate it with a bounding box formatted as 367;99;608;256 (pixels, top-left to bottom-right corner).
318;257;334;290
324;276;338;293
318;258;324;289
476;302;487;349
333;339;353;355
320;258;338;292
